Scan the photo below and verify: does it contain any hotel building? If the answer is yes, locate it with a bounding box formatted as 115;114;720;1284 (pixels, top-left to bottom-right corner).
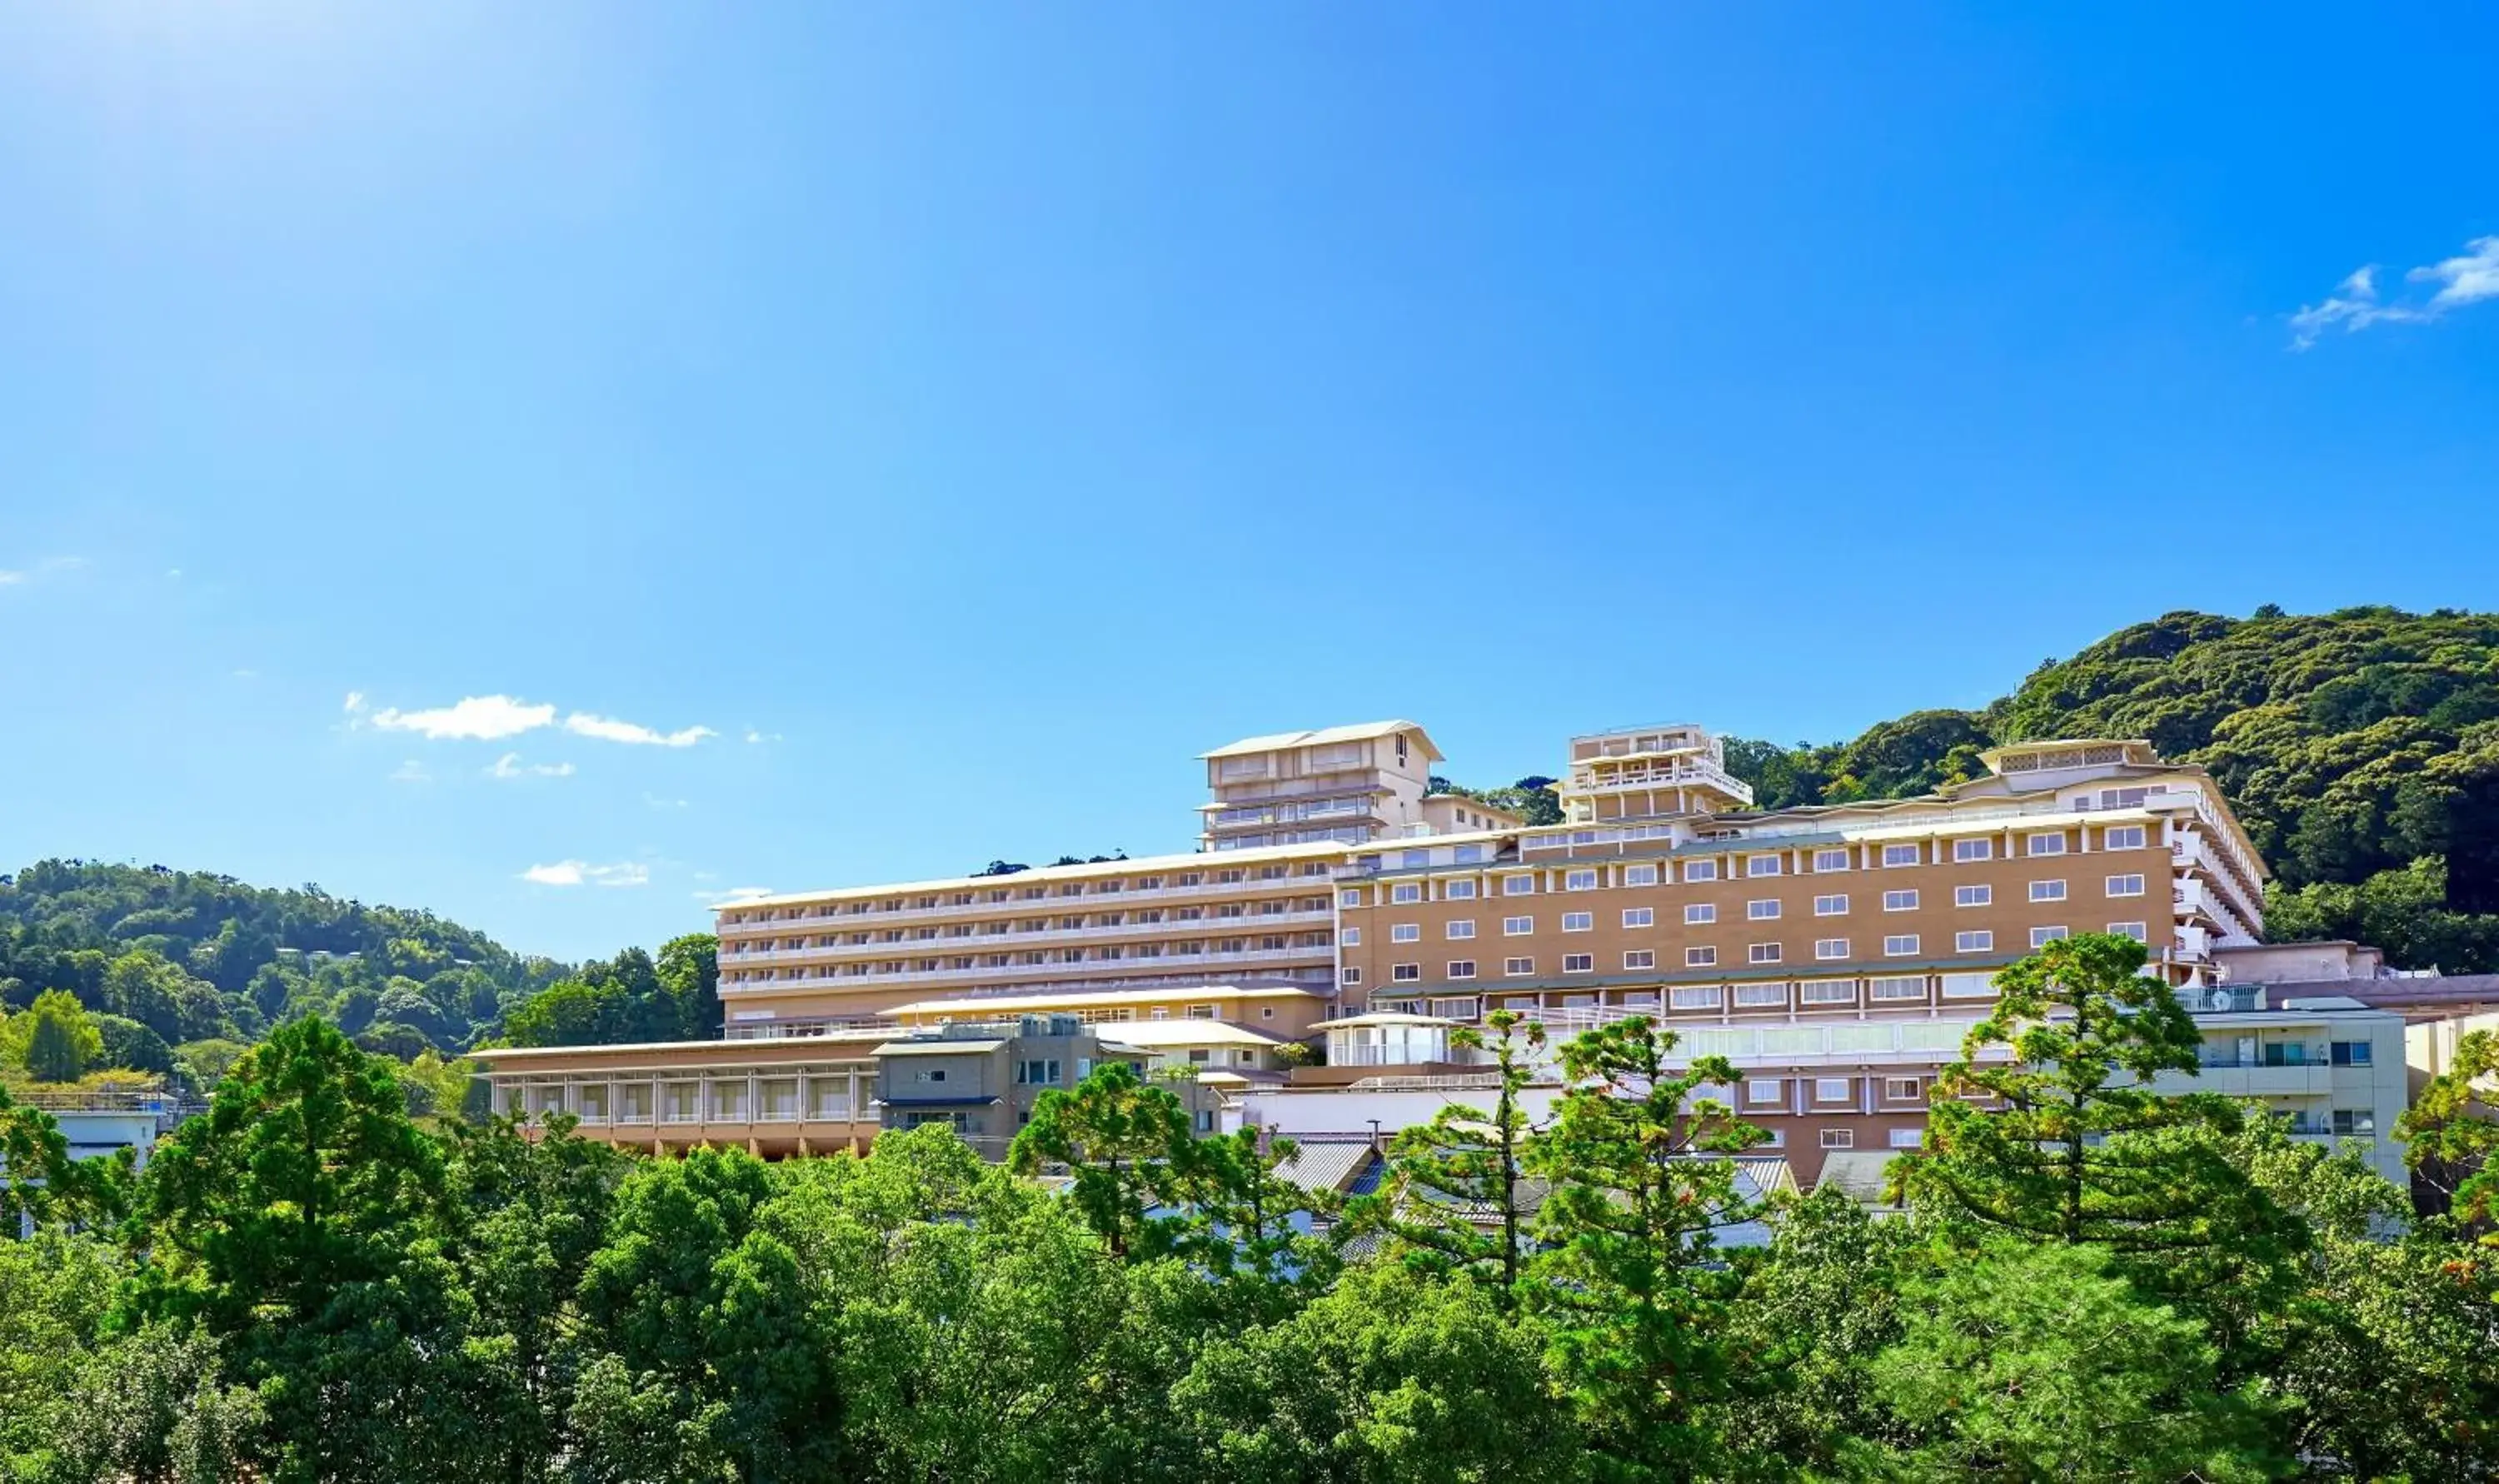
475;720;2410;1183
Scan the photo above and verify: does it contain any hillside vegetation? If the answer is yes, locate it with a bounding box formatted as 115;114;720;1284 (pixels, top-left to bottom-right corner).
1718;606;2499;971
0;860;718;1090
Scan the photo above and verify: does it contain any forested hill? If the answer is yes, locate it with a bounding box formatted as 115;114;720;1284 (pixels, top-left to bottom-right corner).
0;860;720;1087
1718;606;2499;972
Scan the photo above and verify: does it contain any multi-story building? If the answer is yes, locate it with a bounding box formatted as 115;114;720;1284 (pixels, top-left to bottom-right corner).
478;719;2421;1181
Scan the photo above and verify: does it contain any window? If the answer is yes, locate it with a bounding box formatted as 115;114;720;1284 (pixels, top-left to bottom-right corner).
1670;985;1722;1009
1446;920;1476;939
1883;889;1918;911
1748;899;1782;920
2108;921;2149;942
2028;832;2067;856
1685;903;1717;925
1813;848;1849;872
1622;906;1654;929
1736;981;1789;1007
1564;869;1599;892
1883;934;1919;957
1391;924;1420;944
1749;943;1783;964
1746;855;1782;877
917;1068;948;1084
1686;946;1717;967
2029;926;2068;948
1941;971;1996;998
1625;864;1659;886
1015;1058;1063;1085
1953;839;1993;863
1624;949;1656;970
1814;894;1849;915
1504;957;1534;975
2031;879;2068;902
1341;928;1360;946
2331;1108;2377;1136
1883;844;1921;867
1819;1128;1856;1149
1955;884;1992;908
1446;960;1477;979
1888;1128;1924;1148
1445;879;1478;900
1748;1077;1784;1103
1339;888;1362;908
1562;911;1594;932
1883;1076;1921;1100
2106;874;2147;897
2105;825;2147;850
1815;938;1849;960
1400;851;1429;870
1814;1078;1851;1103
1392;963;1421;982
1955;929;1993;954
1503;915;1534;935
1870;975;1927;1000
1501;874;1536;896
1563;954;1594;974
1391;884;1422;904
1800;979;1855;1003
2330;1040;2373;1067
1683;859;1719;883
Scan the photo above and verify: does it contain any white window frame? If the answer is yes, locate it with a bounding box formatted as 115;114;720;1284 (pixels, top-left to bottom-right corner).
1624;864;1659;887
1882;844;1921;868
1869;975;1927;1001
1503;915;1534;936
1504;957;1534;976
2027;832;2067;857
1563;953;1594;974
2106;874;2147;898
1683;859;1719;883
1562;911;1594;933
1446;960;1477;980
2109;921;2149;942
1955;884;1991;908
1564;869;1599;892
1819;1128;1856;1149
2105;825;2147;850
1814;894;1849;916
1812;849;1849;872
1390;884;1422;904
1685;903;1716;925
1445;879;1478;900
1670;984;1722;1010
1445;920;1475;939
1813;1078;1851;1103
1883;889;1918;912
1685;946;1717;968
2030;925;2068;948
1622;906;1654;929
1748;899;1782;920
1746;855;1782;877
1883;934;1919;957
1502;875;1536;896
1955;929;1993;954
1623;949;1656;970
1748;942;1783;964
1814;938;1849;960
1390;923;1420;944
2031;879;2068;902
1391;963;1421;982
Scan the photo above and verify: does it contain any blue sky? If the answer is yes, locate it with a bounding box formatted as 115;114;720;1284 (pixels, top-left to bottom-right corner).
2;3;2494;962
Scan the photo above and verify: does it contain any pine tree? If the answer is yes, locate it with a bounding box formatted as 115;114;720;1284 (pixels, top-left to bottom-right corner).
1362;1008;1549;1304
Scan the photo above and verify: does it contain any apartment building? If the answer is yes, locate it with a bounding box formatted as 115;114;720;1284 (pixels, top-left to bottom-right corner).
478;719;2397;1182
1198;720;1522;851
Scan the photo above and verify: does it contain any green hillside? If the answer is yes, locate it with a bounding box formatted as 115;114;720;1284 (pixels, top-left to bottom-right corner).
0;860;719;1091
1718;606;2499;971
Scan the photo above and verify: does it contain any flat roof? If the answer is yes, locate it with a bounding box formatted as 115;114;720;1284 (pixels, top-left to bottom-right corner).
873;1038;1006;1057
470;1033;885;1065
1088;1019;1289;1048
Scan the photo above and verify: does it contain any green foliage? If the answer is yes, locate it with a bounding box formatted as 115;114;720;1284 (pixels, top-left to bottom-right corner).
1010;1059;1200;1260
2397;1025;2499;1237
1718;606;2499;968
1429;774;1566;826
1359;1009;1549;1302
0;1231;121;1475
1858;1240;2280;1482
7;988;101;1082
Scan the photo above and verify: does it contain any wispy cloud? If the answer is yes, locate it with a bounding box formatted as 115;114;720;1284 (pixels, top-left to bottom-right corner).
744;728;783;744
642;793;689;809
487;752;576;780
2292;234;2499;348
693;885;775;904
566;713;716;748
388;759;434;784
353;692;715;748
0;555;89;590
372;695;557;740
520;859;650;889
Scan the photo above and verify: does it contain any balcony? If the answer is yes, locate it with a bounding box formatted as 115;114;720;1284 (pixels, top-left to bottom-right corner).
1563;759;1754;807
723;958;1338;998
716;874;1323;939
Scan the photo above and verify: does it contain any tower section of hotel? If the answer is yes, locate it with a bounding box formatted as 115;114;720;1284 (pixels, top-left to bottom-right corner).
1333;732;2269;1157
1199;720;1519;849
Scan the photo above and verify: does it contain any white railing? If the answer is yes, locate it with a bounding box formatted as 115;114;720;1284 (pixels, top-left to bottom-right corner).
716;874;1324;937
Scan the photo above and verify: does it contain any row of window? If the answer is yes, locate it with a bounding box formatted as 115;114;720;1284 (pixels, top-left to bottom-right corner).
1355;876;2152;945
727;861;1335;924
1345;924;2152;984
1355;829;2153;906
731;896;1335;952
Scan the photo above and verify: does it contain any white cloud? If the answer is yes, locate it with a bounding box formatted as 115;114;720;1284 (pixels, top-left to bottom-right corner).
520;859;650;889
693;885;775;904
744;728;783;744
343;690;367;714
565;712;716;748
487;752;576;779
388;759;433;784
2412;235;2499;311
372;694;557;740
2293;234;2499;348
0;556;87;590
0;571;21;586
231;669;259;681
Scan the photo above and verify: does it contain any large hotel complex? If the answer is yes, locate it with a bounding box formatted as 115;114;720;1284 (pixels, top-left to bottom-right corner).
476;720;2412;1183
